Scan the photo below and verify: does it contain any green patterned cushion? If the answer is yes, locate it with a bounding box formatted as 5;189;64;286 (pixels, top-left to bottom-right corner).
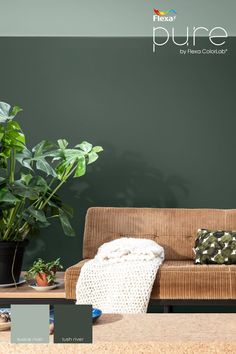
193;229;236;264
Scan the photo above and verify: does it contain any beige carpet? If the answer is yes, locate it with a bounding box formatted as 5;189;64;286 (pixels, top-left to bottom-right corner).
0;314;236;354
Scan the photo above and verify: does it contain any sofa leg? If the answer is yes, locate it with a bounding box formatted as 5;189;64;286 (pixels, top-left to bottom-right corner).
163;305;172;313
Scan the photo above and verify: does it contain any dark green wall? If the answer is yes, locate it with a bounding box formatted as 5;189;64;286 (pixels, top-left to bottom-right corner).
0;37;235;270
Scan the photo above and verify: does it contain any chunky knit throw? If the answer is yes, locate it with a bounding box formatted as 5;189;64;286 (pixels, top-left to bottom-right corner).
76;237;164;313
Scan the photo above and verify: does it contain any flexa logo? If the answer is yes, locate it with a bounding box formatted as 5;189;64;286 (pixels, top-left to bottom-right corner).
152;7;228;53
153;8;177;22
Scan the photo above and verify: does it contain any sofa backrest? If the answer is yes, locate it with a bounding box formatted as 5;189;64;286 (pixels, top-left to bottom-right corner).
83;207;236;260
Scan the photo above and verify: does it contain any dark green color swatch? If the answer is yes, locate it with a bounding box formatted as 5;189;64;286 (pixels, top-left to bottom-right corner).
54;305;92;343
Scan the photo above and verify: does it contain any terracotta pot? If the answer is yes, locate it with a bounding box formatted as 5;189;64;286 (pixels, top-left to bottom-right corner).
35;272;51;287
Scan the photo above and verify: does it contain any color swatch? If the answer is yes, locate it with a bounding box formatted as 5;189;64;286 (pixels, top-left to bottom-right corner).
11;304;49;343
54;304;92;343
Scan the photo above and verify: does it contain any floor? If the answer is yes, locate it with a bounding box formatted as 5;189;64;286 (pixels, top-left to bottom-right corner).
0;313;236;353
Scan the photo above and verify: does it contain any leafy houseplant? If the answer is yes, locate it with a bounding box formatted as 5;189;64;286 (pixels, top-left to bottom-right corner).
0;101;103;284
47;257;63;274
25;258;63;286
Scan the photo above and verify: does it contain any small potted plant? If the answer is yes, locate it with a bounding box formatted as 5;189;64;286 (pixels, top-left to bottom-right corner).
25;258;63;287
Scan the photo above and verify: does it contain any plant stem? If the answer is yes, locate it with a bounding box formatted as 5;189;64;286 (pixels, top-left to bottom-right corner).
9;148;16;183
14;164;77;239
39;165;77;210
3;201;21;240
3;148;17;240
18;166;77;237
40;179;65;210
12;199;26;240
15;178;55;236
17;198;44;237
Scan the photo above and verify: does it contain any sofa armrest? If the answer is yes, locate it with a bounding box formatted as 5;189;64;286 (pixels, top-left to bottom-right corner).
65;259;90;300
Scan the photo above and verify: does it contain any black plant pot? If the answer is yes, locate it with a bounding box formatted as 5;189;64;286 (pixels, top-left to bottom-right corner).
0;240;28;285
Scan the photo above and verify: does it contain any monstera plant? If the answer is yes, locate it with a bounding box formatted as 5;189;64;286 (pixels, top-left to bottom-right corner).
0;101;103;284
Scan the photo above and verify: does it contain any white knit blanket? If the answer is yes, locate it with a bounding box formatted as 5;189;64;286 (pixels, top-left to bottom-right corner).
76;237;164;313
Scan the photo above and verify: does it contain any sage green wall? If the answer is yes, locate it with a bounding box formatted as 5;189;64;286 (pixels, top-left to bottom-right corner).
0;0;235;36
0;37;235;271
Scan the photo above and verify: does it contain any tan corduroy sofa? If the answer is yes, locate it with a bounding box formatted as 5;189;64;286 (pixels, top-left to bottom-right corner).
65;207;236;308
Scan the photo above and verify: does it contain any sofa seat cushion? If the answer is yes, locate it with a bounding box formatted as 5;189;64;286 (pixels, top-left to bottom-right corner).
65;259;236;300
152;260;236;299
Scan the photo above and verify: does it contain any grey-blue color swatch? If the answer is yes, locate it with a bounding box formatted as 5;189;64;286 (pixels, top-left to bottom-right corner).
11;304;49;343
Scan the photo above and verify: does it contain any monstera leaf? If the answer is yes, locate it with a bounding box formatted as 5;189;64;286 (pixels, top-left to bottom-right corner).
55;140;103;179
0;102;22;123
0;117;26;167
16;148;32;169
58;209;75;236
31;140;57;176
